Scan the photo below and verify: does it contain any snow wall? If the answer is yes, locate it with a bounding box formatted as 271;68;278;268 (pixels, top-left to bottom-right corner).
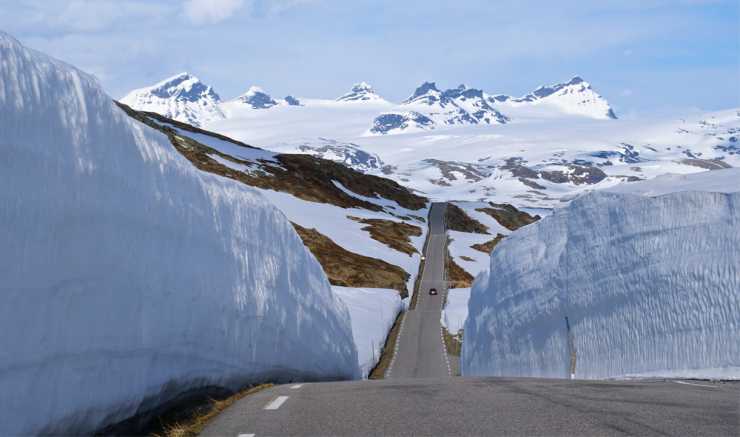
463;178;740;379
0;31;359;435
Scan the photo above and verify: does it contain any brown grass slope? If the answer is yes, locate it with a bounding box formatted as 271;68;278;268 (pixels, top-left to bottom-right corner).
445;238;475;288
475;202;540;231
292;224;410;296
116;103;425;294
116;102;426;212
348;216;422;256
446;203;489;234
471;233;506;254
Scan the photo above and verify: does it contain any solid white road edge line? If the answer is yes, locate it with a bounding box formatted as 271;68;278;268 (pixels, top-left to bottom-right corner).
672;380;718;388
290;384;303;389
263;395;290;410
237;434;255;437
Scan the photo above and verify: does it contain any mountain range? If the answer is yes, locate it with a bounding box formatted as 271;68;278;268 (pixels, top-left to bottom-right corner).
121;74;617;132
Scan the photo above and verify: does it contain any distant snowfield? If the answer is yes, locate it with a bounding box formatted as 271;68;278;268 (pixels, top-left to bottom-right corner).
207;98;740;208
462;169;740;380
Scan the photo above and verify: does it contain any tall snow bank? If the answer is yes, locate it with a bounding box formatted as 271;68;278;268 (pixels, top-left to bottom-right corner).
463;169;740;379
332;287;403;378
0;32;358;435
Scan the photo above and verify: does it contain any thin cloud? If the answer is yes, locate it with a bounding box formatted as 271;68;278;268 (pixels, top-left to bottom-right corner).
184;0;246;25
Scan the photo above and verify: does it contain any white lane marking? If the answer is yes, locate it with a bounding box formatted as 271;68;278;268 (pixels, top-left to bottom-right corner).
237;434;255;437
263;395;290;410
673;380;718;388
290;384;303;389
385;311;407;377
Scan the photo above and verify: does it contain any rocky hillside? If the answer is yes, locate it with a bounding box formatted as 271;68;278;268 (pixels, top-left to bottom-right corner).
117;103;428;296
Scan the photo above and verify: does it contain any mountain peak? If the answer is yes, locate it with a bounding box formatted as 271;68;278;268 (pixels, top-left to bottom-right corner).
120;72;223;126
404;82;440;103
503;76;617;120
238;86;278;109
336;82;383;102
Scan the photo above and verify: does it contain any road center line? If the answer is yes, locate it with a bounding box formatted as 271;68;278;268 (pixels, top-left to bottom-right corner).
263;395;290;410
290;384;303;389
237;434;255;437
672;380;717;388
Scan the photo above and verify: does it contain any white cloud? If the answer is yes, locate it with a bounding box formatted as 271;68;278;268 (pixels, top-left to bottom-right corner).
184;0;246;25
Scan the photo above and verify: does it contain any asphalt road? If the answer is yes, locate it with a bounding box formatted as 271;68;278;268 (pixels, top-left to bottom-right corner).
387;202;451;379
202;377;739;436
201;201;739;436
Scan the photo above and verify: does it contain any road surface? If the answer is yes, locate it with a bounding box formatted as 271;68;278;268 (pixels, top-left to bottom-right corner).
202;377;739;436
387;202;451;379
201;201;739;436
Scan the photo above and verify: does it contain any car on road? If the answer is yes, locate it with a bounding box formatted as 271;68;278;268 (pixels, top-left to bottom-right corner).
429;288;438;295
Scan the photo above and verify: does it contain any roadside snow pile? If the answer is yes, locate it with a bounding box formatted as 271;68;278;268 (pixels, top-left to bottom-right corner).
0;31;359;436
442;288;472;336
333;287;403;378
463;169;740;379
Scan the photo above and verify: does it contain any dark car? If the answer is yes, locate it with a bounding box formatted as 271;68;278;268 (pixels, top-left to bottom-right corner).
429;288;438;295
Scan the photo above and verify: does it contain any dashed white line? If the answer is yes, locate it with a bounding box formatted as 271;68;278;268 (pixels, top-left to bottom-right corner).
237;434;255;437
673;380;718;388
290;384;303;389
385;310;407;378
263;395;290;410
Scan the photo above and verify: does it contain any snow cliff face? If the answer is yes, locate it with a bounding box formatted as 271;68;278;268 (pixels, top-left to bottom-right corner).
492;77;617;120
462;169;740;379
337;82;384;102
119;72;224;126
0;32;359;435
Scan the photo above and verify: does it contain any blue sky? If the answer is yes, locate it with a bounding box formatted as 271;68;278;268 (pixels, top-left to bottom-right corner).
1;0;738;115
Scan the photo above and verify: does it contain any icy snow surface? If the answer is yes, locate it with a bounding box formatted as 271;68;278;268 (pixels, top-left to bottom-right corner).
462;169;740;379
442;288;472;336
0;32;359;435
333;286;403;378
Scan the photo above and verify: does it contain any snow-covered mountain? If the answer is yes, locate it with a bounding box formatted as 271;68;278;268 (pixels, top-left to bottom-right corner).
236;85;279;109
0;31;359;435
491;76;617;120
119;72;224;126
337;82;384;102
463;168;740;379
375;82;508;134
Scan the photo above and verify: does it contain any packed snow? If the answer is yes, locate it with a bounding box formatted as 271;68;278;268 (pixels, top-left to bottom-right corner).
462;169;740;379
441;288;472;336
0;31;359;436
333;286;403;378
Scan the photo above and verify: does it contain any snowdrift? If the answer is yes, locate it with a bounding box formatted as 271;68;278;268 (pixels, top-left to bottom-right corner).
462;169;740;379
0;32;358;435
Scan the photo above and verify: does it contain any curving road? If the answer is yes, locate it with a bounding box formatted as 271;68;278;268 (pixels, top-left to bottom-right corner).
386;202;451;379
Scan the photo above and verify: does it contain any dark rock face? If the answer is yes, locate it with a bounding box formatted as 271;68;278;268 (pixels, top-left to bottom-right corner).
370;112;434;135
501;157;607;186
296;139;384;172
239;89;278;109
284;95;302;106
